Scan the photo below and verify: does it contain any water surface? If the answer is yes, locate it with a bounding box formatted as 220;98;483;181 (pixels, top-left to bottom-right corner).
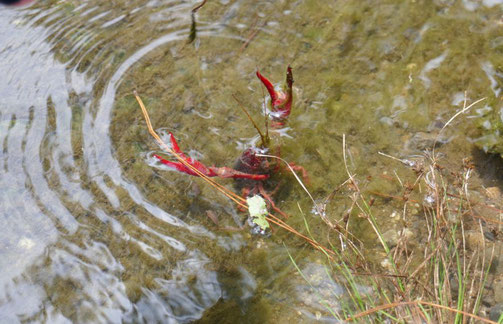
1;0;503;322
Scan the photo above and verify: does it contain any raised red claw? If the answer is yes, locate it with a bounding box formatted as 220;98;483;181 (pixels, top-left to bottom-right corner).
256;66;293;123
256;70;278;104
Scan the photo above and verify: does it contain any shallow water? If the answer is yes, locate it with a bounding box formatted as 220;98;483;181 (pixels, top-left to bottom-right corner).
1;0;503;322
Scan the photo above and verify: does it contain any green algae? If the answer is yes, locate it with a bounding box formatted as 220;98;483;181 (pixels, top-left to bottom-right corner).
15;0;503;321
109;0;503;319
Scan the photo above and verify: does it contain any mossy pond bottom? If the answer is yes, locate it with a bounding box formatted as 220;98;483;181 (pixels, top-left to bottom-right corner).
1;0;503;322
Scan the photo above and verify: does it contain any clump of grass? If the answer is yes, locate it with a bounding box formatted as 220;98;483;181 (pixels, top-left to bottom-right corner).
289;97;502;323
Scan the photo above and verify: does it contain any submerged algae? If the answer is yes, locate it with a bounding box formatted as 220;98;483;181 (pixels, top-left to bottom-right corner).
113;0;503;307
9;0;503;322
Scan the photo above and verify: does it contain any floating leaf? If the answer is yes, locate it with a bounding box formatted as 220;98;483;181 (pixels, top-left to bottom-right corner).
247;195;269;231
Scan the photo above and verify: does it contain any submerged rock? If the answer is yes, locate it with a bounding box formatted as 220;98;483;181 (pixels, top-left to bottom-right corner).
406;131;450;151
474;102;503;157
489;303;503;322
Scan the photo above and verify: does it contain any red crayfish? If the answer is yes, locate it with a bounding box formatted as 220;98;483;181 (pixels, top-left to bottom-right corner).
150;66;306;220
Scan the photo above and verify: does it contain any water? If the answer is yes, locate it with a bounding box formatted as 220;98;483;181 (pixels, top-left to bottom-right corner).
1;0;503;322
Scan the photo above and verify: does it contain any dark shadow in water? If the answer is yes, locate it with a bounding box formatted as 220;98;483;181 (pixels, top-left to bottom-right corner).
188;0;207;44
196;296;270;324
472;147;503;189
197;265;272;324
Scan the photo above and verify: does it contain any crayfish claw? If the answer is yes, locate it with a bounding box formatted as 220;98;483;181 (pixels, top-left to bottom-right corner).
154;134;269;181
256;66;294;124
256;70;278;103
168;132;182;153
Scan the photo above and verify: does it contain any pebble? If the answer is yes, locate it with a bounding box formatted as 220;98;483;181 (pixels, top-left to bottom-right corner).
381;258;393;272
382;227;415;247
465;230;486;250
485;187;502;200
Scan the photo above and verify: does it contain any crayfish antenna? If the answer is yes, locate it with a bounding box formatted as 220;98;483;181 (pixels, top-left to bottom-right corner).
232;94;270;148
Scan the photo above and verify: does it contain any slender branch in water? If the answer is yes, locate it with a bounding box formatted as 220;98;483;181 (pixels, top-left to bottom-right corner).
192;0;207;13
232;94;268;147
432;95;486;159
346;300;497;323
187;0;208;44
257;153;319;212
239;15;268;54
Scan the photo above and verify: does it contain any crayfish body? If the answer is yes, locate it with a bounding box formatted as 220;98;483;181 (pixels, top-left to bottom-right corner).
154;66;297;220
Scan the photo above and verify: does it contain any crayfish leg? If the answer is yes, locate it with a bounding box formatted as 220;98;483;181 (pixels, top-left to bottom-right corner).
258;183;288;219
288;162;310;185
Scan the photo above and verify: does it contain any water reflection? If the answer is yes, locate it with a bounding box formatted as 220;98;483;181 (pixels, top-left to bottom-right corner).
0;6;74;289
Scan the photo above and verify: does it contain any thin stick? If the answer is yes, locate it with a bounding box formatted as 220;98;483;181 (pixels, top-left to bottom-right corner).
345;300;497;323
344;135;388;251
432;96;486;158
378;151;411;165
232;94;267;146
257;153;363;248
192;0;207;13
257;153;319;213
238;16;268;54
